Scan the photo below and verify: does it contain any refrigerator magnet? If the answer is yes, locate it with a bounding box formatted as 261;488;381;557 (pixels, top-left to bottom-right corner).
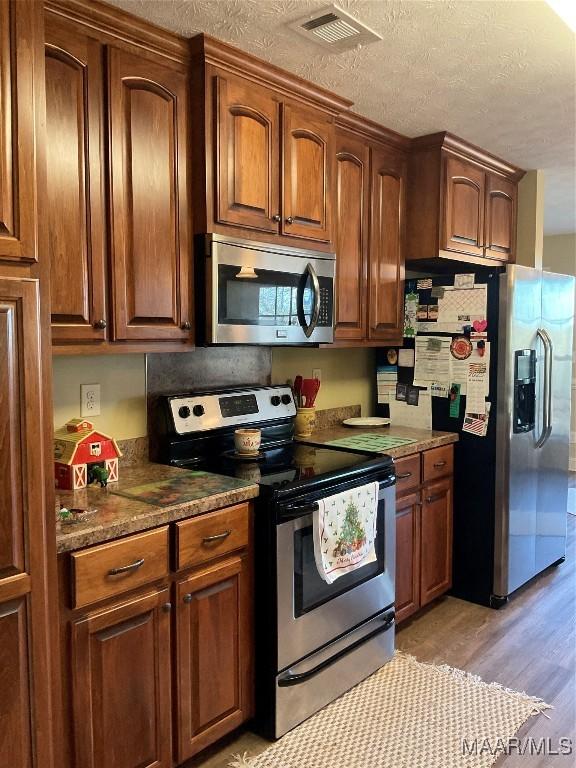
449;384;461;418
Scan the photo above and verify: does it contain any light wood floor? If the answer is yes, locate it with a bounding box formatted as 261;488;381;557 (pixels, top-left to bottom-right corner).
185;514;575;768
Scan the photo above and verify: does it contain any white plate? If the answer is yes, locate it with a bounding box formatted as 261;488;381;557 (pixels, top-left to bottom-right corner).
342;417;391;428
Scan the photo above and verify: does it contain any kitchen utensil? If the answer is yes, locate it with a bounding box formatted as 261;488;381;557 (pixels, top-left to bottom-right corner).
301;378;320;407
293;375;303;407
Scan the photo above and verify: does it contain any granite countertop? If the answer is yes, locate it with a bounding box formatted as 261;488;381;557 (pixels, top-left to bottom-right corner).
55;463;259;554
300;424;458;459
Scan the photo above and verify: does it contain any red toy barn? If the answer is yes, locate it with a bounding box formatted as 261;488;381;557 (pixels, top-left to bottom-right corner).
54;418;122;490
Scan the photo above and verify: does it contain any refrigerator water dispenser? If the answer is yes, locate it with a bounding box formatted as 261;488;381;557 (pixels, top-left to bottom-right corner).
513;349;536;433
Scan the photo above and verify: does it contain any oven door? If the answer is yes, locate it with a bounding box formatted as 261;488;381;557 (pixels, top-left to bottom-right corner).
276;480;395;671
208;237;334;344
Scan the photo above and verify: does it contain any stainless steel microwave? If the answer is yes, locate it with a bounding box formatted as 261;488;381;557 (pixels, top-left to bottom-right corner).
197;234;335;345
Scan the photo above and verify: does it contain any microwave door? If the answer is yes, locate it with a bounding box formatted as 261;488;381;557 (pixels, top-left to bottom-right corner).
297;263;321;338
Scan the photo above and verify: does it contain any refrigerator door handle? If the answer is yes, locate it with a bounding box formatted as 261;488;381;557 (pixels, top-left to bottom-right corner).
535;328;553;448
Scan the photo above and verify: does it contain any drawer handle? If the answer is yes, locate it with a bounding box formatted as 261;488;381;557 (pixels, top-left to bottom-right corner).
425;494;443;504
202;530;231;544
108;558;145;576
397;472;412;479
433;460;447;468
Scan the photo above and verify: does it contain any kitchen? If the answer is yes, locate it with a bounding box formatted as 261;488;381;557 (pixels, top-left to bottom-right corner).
1;1;574;768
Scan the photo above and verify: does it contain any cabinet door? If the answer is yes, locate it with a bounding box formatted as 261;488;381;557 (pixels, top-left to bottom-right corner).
283;103;334;243
442;156;485;256
484;173;517;262
175;555;253;762
108;47;192;341
71;589;172;768
215;74;280;233
45;21;108;341
395;492;420;623
0;1;39;263
368;146;406;341
0;278;53;768
420;477;453;606
334;131;369;341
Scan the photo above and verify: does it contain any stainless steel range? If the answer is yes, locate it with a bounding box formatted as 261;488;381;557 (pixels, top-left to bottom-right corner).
155;385;396;738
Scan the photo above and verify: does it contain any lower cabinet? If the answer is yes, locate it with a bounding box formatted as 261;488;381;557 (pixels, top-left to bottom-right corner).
59;503;254;768
70;588;172;768
395;448;454;624
175;553;253;762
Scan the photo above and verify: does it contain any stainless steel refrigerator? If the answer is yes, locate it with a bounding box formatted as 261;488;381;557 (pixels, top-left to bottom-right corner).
493;265;574;603
378;264;574;606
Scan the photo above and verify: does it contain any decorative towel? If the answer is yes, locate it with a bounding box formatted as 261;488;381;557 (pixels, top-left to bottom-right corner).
313;482;379;584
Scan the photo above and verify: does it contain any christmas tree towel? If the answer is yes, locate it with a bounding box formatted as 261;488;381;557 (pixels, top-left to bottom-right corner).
313;482;379;584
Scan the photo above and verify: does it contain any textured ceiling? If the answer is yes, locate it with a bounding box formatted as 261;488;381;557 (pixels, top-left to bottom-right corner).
107;0;576;235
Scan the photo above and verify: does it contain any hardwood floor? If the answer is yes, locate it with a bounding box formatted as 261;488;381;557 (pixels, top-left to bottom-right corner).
185;514;575;768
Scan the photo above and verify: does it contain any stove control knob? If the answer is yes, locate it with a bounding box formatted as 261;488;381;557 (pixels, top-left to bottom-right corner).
281;394;292;405
192;404;205;417
178;406;190;419
270;395;281;406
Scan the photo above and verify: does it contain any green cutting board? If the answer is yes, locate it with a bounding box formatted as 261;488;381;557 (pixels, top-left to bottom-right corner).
325;433;417;452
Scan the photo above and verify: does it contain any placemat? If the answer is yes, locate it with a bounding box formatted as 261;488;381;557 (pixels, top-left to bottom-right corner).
325;433;417;452
111;471;253;507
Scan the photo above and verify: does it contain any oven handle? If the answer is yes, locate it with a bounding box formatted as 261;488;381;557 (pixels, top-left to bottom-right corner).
277;612;395;687
279;501;319;522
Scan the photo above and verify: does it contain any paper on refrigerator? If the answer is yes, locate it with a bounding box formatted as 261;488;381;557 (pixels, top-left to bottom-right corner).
377;365;398;404
413;336;451;383
389;389;432;430
465;361;488;414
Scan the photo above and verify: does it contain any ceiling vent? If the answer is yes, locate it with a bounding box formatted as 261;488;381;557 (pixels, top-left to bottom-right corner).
289;4;382;52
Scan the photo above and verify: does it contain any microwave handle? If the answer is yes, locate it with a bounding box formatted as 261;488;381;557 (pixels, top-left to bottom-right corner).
298;263;321;339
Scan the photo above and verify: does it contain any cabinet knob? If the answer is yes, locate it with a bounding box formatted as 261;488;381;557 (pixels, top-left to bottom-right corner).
272;214;281;222
162;602;172;613
94;319;107;330
285;216;294;225
183;593;193;604
181;321;192;331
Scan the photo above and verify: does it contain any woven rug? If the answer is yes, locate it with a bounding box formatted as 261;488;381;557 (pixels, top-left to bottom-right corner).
230;652;551;768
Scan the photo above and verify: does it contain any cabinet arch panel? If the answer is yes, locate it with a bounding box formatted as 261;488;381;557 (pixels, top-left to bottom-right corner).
229;106;272;214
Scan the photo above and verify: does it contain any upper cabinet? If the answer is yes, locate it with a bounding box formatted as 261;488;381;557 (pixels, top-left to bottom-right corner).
191;36;349;252
45;10;193;351
282;103;334;242
108;48;191;341
215;75;280;233
333;115;408;346
407;133;523;266
0;0;42;264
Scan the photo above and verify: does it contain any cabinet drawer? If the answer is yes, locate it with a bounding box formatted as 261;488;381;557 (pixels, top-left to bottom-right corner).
175;503;250;571
71;527;169;609
394;454;421;495
422;445;453;482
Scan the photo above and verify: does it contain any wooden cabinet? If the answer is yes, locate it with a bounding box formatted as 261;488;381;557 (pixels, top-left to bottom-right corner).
395;446;454;624
175;553;253;762
0;0;41;264
368;146;406;341
334;130;369;340
0;278;54;768
420;477;453;605
333;116;408;346
45;19;108;341
108;47;191;341
215;74;280;233
442;156;485;257
484;172;517;261
44;10;193;349
211;68;336;246
283;103;334;243
58;502;254;768
407;132;523;266
71;588;172;768
395;492;420;624
190;35;352;252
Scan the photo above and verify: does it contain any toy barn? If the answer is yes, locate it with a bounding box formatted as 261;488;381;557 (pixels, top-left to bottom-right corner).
54;418;122;490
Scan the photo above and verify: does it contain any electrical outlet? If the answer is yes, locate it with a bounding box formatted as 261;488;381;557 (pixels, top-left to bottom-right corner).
81;384;101;417
312;368;322;382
